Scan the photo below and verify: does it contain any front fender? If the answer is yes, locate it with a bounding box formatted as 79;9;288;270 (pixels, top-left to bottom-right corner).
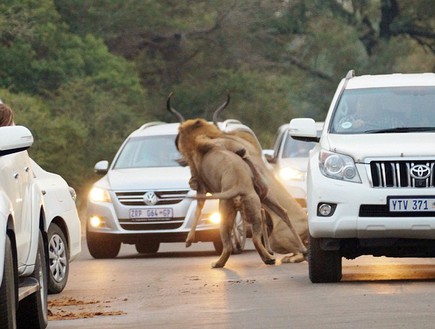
19;182;45;277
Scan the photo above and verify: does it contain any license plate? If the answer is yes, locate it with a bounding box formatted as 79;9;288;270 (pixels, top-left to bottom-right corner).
388;197;435;212
129;208;173;221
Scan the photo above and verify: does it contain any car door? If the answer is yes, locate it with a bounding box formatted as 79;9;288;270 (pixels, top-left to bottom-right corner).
0;151;33;269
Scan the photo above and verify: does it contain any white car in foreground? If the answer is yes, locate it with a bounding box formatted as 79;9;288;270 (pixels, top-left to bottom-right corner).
32;160;81;294
0;126;48;328
290;71;435;283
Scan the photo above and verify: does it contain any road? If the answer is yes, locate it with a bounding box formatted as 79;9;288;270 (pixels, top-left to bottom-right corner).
48;239;435;329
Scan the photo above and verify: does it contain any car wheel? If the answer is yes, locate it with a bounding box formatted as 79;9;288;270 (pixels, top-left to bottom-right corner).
231;213;246;254
308;234;342;283
0;234;17;329
135;241;160;254
47;223;69;294
86;230;121;259
17;231;48;328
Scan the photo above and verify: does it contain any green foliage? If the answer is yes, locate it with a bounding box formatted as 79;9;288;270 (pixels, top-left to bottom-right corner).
0;0;433;205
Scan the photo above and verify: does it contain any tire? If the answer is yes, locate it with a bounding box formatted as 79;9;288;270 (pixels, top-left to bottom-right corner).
47;223;69;294
135;240;160;254
86;230;121;259
231;213;246;254
17;231;48;328
308;234;342;283
0;235;17;329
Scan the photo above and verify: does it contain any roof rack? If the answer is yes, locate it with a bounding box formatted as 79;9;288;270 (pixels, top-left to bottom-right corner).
345;69;355;80
220;119;242;130
138;121;166;131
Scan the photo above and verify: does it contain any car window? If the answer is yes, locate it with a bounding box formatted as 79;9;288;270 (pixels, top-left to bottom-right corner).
330;86;435;134
113;135;181;169
281;135;315;158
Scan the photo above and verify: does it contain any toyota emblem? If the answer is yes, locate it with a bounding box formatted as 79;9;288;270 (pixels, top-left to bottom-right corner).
143;191;158;205
410;164;431;179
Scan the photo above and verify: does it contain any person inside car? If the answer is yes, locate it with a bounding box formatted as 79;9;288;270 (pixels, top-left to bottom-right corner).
335;96;403;132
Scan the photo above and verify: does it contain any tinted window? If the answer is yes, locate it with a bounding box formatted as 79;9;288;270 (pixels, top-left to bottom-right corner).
330;86;435;134
113;135;181;169
282;135;316;158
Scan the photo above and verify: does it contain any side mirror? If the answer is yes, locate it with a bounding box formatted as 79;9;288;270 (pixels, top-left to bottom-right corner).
94;160;109;175
0;126;34;156
262;149;275;163
288;118;319;142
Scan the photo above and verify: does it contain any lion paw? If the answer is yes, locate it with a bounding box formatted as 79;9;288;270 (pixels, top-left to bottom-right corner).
281;253;305;263
211;261;225;268
264;258;276;265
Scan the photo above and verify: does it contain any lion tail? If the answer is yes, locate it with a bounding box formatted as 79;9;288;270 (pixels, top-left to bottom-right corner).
193;187;245;200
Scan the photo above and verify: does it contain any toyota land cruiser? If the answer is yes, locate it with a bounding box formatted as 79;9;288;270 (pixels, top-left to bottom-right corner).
289;71;435;283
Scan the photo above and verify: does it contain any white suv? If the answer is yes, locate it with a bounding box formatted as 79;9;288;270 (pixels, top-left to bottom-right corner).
1;126;48;328
86;120;253;258
289;71;435;283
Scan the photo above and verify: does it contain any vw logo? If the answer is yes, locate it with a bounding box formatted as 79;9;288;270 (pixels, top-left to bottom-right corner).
410;164;431;179
143;192;158;205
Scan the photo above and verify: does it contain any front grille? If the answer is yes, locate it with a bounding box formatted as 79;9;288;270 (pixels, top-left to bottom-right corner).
370;160;435;188
120;220;184;231
115;190;189;206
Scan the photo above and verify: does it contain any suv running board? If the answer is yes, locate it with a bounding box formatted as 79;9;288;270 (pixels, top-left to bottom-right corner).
18;277;39;301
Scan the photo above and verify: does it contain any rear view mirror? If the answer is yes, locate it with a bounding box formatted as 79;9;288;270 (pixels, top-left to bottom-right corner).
288;118;319;142
0;125;34;156
94;160;109;175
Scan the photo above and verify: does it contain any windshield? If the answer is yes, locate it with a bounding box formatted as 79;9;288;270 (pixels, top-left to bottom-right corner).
113;135;181;169
330;86;435;134
282;135;316;158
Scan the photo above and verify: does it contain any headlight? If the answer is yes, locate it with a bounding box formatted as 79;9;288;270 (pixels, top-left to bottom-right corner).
319;150;361;183
89;187;112;202
208;212;221;224
278;167;305;181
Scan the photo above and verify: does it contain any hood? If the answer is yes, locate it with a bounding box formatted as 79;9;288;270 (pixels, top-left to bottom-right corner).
325;133;435;162
95;166;191;191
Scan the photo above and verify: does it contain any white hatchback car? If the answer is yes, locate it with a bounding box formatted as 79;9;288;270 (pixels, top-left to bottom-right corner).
31;160;81;294
290;71;435;283
86;120;254;258
266;122;323;208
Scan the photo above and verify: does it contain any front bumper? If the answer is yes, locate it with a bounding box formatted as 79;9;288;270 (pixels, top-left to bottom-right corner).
307;162;435;240
86;196;221;244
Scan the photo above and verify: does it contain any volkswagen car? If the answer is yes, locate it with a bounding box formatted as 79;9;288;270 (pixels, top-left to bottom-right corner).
86;120;255;258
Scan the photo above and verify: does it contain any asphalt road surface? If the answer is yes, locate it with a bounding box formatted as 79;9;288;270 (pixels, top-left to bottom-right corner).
48;239;435;329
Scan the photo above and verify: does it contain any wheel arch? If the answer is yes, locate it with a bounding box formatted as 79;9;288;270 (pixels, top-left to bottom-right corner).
48;217;70;249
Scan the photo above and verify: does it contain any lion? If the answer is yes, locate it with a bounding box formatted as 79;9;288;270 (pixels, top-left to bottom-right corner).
177;123;275;267
177;119;307;267
182;135;271;254
168;93;308;263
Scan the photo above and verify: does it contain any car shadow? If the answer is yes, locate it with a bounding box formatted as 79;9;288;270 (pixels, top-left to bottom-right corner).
341;263;435;282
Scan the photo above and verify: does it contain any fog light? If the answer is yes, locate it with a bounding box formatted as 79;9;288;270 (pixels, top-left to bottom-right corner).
318;204;332;216
209;212;221;224
343;165;356;179
90;216;103;228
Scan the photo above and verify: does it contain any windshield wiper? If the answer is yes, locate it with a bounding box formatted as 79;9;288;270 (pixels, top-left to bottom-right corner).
364;127;435;134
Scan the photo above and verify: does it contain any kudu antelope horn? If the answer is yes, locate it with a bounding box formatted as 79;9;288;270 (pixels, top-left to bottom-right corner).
212;93;231;126
166;92;185;122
